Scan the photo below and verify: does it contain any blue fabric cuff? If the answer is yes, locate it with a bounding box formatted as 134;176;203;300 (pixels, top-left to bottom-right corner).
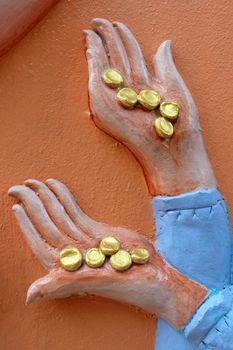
153;188;223;212
197;304;233;349
184;288;233;348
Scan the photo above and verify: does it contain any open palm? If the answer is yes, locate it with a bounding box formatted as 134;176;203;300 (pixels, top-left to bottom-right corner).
85;19;215;195
8;178;206;329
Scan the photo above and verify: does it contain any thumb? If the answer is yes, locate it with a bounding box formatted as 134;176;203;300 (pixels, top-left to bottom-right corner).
25;265;147;311
26;266;128;304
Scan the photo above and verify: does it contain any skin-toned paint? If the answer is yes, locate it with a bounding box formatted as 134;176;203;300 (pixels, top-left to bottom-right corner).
0;0;59;57
6;16;211;331
85;18;215;196
7;179;207;329
0;0;233;349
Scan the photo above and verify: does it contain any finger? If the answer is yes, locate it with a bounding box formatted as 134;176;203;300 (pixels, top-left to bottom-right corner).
8;185;73;248
46;178;155;244
92;18;131;84
84;29;111;112
45;178;100;238
153;40;198;127
12;204;58;269
24;179;90;244
84;29;109;70
114;21;151;87
84;29;108;89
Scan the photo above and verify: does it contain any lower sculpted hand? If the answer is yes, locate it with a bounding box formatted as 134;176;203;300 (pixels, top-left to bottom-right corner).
8;178;207;329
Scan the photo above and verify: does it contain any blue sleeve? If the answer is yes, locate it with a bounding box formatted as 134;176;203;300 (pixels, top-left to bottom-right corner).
184;288;233;348
197;306;233;349
152;189;233;350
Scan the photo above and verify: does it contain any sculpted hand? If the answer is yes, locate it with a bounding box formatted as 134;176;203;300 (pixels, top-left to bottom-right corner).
84;19;216;196
8;178;207;329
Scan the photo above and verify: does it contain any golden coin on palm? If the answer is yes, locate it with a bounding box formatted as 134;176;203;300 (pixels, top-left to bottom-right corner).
60;247;83;272
138;90;160;110
155;117;174;138
85;248;106;268
110;249;132;271
102;69;123;88
117;88;138;108
100;236;121;255
131;248;150;264
160;102;179;121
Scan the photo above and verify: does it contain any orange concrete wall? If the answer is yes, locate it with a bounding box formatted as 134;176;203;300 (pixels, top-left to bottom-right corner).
0;1;233;349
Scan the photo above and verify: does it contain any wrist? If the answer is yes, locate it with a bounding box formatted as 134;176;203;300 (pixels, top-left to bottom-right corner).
146;168;216;197
156;263;209;329
142;146;216;196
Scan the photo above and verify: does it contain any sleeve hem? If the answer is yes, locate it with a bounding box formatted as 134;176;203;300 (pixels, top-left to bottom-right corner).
152;188;222;212
184;288;233;348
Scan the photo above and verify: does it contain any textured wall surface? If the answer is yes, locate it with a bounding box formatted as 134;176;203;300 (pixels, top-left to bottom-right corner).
0;0;233;349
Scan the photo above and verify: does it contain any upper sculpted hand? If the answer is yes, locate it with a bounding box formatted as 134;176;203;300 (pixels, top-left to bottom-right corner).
84;19;215;196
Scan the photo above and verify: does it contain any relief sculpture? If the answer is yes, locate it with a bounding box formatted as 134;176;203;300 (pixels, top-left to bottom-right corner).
8;18;233;350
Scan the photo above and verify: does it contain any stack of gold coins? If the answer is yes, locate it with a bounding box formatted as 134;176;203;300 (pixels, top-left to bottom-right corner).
59;238;151;273
102;68;180;139
59;247;83;271
155;102;179;138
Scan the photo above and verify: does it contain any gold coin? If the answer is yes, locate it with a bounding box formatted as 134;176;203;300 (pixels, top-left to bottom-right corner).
131;248;150;264
100;236;121;255
110;249;132;271
85;248;106;268
117;88;138;108
160;102;179;120
154;117;174;138
102;69;123;88
138;90;160;110
60;247;83;272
